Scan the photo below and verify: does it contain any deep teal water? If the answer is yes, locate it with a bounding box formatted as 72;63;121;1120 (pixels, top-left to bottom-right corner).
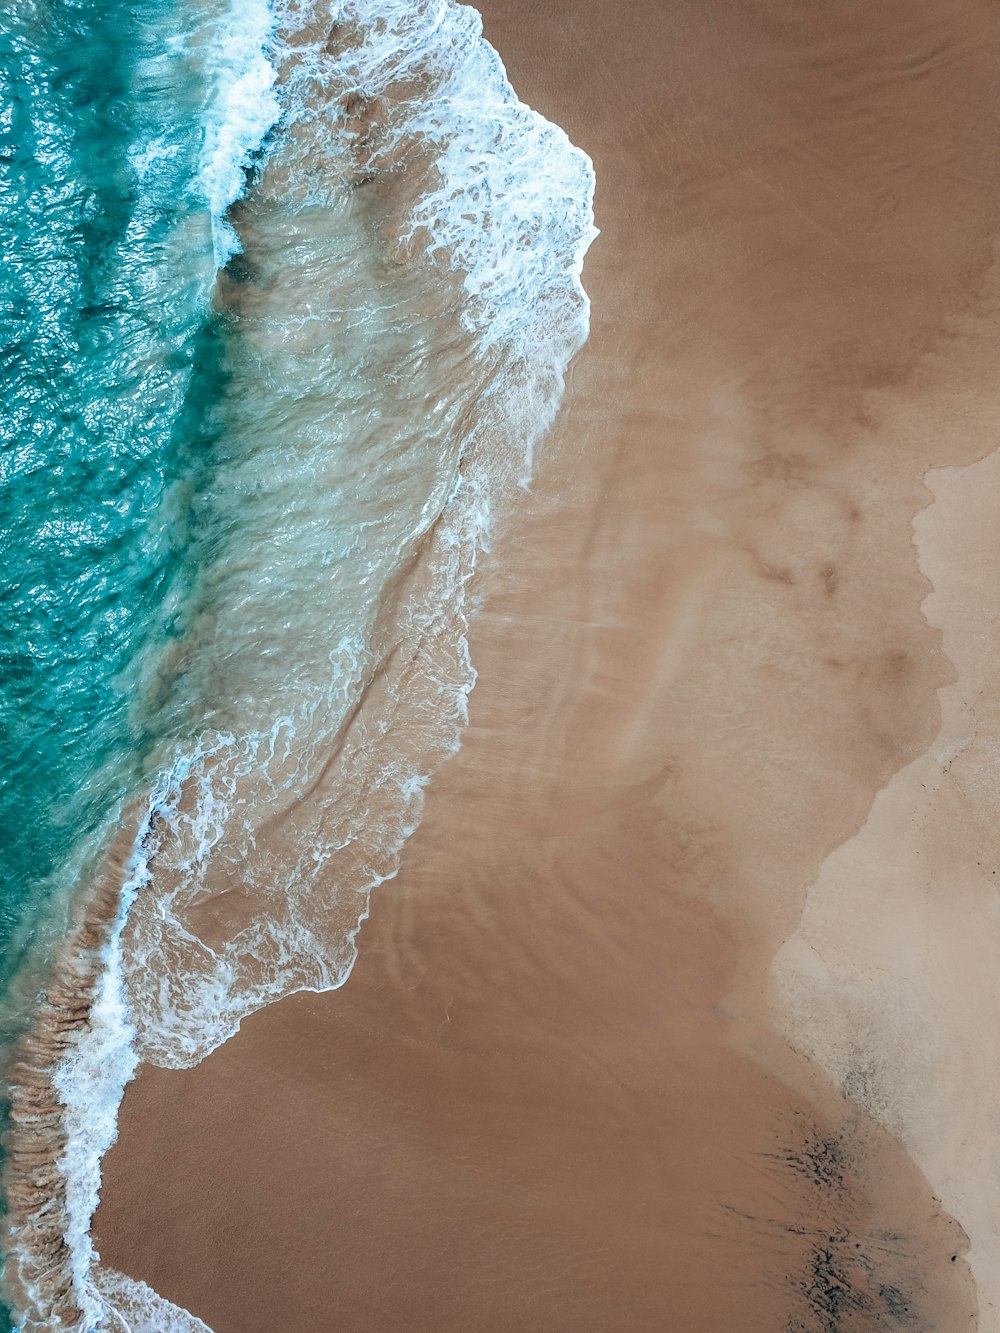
0;0;223;1004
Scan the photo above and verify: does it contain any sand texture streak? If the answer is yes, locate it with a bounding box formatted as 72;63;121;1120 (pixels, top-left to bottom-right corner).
92;0;1000;1328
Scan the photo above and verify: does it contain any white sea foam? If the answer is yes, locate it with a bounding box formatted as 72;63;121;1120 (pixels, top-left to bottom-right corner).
28;1;596;1328
350;0;598;350
198;0;280;265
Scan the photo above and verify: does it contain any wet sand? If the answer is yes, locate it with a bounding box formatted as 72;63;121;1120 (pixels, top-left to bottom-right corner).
94;0;1000;1326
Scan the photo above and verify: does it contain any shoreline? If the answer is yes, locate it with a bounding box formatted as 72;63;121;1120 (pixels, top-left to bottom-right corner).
95;0;1000;1327
10;0;1000;1328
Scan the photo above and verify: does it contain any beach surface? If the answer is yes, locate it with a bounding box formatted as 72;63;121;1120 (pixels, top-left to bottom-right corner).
93;0;1000;1326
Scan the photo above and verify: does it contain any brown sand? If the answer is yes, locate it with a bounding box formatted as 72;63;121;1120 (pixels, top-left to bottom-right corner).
93;0;1000;1327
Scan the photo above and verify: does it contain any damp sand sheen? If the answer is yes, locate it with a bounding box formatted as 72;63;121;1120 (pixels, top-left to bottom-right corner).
7;0;1000;1331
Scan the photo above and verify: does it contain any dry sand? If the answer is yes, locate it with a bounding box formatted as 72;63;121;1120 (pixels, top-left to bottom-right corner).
93;0;1000;1327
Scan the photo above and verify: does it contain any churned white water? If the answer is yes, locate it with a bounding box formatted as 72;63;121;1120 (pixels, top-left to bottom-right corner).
199;0;280;264
37;1;596;1328
92;1269;212;1332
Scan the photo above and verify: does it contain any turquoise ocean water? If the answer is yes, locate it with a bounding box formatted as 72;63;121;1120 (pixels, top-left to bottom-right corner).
0;0;223;997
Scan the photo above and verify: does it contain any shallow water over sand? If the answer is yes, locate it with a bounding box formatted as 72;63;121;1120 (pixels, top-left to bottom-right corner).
2;0;595;1327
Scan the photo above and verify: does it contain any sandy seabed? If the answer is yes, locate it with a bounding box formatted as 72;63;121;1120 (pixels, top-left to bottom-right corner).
93;0;1000;1327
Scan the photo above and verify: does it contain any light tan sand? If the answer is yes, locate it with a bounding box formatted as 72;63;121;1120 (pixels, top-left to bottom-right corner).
772;264;1000;1325
93;0;1000;1326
